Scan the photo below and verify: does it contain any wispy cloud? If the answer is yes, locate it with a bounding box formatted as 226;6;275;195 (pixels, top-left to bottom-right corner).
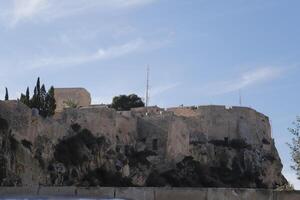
26;38;146;69
11;0;47;25
151;83;181;97
199;67;284;96
4;0;156;26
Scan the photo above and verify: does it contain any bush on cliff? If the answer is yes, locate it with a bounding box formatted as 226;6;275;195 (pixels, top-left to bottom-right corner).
54;128;99;166
54;127;109;167
81;168;134;187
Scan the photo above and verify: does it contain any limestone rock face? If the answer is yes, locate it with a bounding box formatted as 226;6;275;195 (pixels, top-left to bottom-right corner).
0;101;287;188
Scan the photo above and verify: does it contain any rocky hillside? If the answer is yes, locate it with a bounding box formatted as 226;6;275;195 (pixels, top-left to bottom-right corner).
0;101;287;188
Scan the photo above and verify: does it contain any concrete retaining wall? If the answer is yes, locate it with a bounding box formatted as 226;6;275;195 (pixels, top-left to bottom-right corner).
0;187;299;200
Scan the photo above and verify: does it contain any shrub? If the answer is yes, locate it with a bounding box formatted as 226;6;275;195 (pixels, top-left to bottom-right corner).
81;168;134;187
111;94;144;111
71;123;81;132
146;170;167;187
54;128;106;166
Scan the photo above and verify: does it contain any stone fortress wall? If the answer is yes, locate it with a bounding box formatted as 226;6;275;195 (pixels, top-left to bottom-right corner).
52;88;272;150
0;88;285;188
51;103;274;162
0;97;274;162
168;105;272;143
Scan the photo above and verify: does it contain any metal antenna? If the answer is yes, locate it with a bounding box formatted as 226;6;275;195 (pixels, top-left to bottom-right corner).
146;66;150;108
239;89;242;106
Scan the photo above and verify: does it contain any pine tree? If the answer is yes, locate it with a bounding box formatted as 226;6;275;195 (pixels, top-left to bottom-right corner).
4;88;8;101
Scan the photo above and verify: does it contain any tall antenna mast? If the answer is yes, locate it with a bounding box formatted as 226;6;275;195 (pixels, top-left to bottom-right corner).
146;66;150;108
239;89;242;106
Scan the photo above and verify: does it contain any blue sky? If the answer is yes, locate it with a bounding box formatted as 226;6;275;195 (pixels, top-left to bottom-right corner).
0;0;299;188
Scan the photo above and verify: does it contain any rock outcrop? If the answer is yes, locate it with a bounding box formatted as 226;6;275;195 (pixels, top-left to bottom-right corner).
0;101;287;188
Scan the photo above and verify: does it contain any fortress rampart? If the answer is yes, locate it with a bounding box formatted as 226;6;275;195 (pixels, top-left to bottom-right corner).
168;105;271;143
0;101;273;156
0;86;287;188
0;100;285;188
0;101;272;151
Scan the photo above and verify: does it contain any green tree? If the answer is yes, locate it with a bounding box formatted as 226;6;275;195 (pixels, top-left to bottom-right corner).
30;77;42;109
19;78;56;117
45;86;56;116
288;116;300;179
31;86;39;109
36;77;41;96
25;87;30;106
111;94;145;111
20;94;26;104
4;87;8;101
20;87;30;107
39;84;47;117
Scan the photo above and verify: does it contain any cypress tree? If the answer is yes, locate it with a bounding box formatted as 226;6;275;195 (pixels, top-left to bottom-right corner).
20;94;26;104
41;85;46;102
20;87;31;107
45;86;56;116
31;86;38;109
36;78;41;109
19;78;56;117
36;77;41;96
4;88;8;101
40;84;47;117
25;87;30;106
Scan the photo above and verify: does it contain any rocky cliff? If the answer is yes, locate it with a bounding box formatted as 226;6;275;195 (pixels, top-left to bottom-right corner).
0;101;287;188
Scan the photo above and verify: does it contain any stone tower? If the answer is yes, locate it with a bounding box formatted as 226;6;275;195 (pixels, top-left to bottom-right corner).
54;88;91;112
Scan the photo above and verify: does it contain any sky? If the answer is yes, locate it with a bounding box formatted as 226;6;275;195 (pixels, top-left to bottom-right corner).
0;0;299;189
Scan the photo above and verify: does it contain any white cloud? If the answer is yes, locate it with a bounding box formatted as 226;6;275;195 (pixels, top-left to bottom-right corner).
200;67;283;96
26;38;145;69
8;0;49;26
5;0;156;26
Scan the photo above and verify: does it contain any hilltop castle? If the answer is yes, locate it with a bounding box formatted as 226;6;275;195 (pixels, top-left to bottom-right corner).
0;88;286;188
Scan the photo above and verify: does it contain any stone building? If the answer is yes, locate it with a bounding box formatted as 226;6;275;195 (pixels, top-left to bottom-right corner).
54;88;91;112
